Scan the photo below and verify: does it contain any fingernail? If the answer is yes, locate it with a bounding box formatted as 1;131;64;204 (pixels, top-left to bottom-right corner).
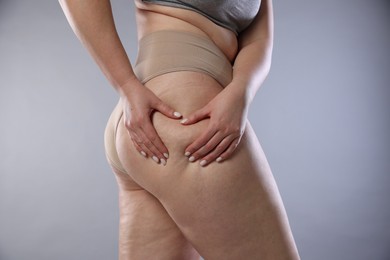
184;151;191;157
216;157;222;162
189;156;195;162
163;153;169;159
140;151;147;157
200;160;207;166
181;118;188;124
152;156;159;163
173;111;182;117
160;158;166;166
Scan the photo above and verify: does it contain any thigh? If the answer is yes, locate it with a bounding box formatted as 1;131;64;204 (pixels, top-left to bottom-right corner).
111;166;201;260
113;71;300;259
161;123;300;260
117;120;300;259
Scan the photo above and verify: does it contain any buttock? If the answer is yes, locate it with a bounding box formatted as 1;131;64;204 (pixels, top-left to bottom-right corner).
104;29;236;193
103;71;223;181
103;99;127;175
104;29;234;177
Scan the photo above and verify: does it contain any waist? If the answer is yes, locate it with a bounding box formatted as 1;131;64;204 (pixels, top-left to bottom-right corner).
133;30;233;88
134;1;238;60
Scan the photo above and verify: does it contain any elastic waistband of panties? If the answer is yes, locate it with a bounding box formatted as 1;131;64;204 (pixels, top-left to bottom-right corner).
133;30;233;87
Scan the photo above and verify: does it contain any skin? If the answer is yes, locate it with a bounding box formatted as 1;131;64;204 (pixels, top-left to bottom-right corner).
59;0;301;259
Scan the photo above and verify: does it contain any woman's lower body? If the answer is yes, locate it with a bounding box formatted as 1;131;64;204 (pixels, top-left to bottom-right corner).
104;30;300;260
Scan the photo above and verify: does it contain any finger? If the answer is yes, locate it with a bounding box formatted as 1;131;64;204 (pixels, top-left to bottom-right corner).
124;117;154;158
140;122;169;164
181;106;209;125
132;138;147;158
197;135;236;167
155;99;182;119
129;131;149;158
124;110;168;165
187;131;226;163
215;136;242;163
136;129;164;164
184;125;218;159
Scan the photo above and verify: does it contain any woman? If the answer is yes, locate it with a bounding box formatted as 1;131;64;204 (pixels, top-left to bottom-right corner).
59;0;300;259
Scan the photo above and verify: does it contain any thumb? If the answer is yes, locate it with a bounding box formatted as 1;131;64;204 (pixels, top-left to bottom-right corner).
181;106;209;125
155;100;183;119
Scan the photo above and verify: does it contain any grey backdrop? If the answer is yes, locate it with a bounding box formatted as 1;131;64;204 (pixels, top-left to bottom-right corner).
0;0;389;259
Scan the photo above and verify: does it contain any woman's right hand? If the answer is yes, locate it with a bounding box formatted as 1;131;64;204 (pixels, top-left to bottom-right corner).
119;78;183;166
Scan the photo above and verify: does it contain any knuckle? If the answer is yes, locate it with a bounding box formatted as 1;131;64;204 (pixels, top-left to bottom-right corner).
222;151;231;158
134;145;141;152
192;152;200;158
128;121;140;131
215;145;224;151
223;151;230;158
226;145;235;153
129;134;136;141
162;103;170;111
134;140;141;147
135;116;144;125
204;152;217;161
149;135;158;143
191;142;202;152
228;147;236;154
227;146;235;153
153;99;162;106
124;120;132;129
144;139;153;148
203;143;213;151
196;151;205;158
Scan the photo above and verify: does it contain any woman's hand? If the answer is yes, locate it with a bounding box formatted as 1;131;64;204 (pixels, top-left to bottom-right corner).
180;84;249;166
120;78;183;166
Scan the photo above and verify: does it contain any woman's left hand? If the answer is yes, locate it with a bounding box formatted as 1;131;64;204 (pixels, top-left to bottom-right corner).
180;85;249;166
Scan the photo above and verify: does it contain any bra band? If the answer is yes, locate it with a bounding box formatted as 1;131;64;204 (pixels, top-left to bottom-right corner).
133;30;233;87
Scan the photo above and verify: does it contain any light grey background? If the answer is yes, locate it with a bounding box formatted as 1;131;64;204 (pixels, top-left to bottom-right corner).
0;0;389;259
